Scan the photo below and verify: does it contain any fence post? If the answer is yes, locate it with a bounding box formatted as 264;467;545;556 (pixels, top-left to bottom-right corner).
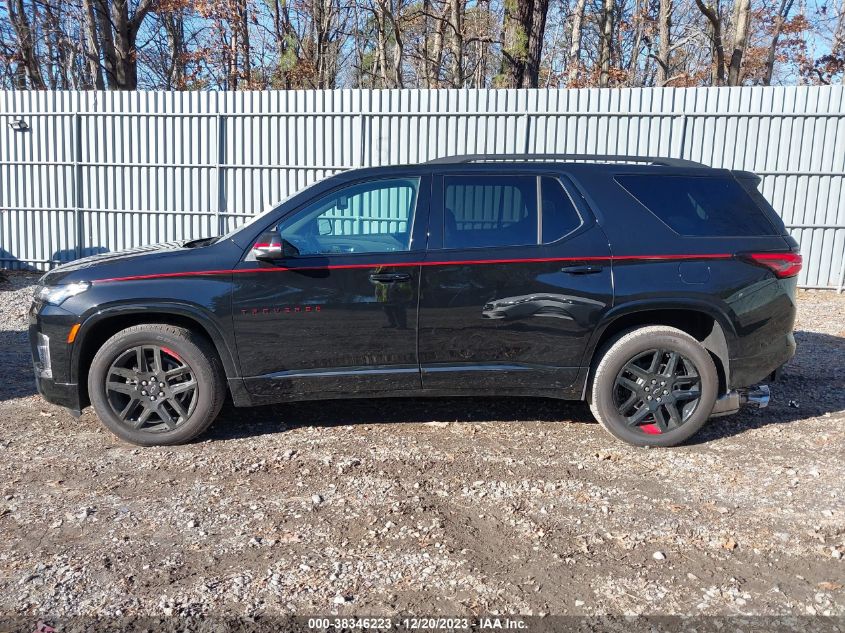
72;111;83;262
358;113;367;167
216;112;227;236
678;114;688;160
523;112;532;154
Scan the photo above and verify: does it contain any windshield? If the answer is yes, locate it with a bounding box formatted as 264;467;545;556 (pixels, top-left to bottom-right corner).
218;210;272;244
218;181;323;246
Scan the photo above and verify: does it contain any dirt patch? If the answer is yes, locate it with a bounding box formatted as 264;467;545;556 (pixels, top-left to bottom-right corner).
1;272;843;621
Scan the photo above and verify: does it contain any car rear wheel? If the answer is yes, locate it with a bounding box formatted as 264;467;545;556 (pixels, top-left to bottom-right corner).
589;326;718;447
88;324;226;446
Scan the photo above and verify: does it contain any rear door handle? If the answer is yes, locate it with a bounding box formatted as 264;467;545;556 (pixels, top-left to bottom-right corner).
560;264;603;275
369;272;411;283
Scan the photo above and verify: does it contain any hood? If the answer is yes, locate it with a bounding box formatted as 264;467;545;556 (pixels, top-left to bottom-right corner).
39;239;239;286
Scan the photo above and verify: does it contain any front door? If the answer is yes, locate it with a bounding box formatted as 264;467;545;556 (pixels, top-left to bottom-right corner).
232;175;430;400
418;171;613;395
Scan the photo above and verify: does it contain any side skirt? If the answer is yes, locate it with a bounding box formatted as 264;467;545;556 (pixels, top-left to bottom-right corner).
230;367;586;407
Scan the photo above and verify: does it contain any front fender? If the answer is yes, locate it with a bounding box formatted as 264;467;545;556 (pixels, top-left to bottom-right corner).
70;300;239;385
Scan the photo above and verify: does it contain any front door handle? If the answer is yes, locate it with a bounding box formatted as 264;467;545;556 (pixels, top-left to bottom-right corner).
560;264;603;275
369;272;411;283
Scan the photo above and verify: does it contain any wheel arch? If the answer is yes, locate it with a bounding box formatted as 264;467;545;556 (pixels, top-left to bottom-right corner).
71;303;239;409
583;301;733;401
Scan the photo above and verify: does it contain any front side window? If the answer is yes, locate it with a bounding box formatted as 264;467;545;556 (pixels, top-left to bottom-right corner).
444;175;538;249
277;178;419;255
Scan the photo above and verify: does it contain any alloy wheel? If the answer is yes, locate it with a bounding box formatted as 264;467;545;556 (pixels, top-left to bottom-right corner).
104;345;198;432
612;348;702;435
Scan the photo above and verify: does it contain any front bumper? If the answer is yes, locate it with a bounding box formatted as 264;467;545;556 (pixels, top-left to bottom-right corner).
29;300;83;413
34;373;81;414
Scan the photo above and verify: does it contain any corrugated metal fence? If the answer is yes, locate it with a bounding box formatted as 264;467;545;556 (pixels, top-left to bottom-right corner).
1;87;843;289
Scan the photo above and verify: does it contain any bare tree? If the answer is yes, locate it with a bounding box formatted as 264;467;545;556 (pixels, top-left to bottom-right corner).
307;0;342;88
762;0;795;84
837;0;845;84
470;0;491;87
360;0;405;87
160;7;186;88
238;0;251;86
626;0;646;84
499;0;550;87
266;0;296;88
419;0;448;87
598;0;615;86
93;0;118;86
5;0;47;88
727;0;750;84
694;0;726;84
82;0;105;88
447;0;464;86
656;0;672;83
388;0;407;87
525;0;549;86
0;0;841;91
373;0;390;85
91;0;157;89
567;0;588;84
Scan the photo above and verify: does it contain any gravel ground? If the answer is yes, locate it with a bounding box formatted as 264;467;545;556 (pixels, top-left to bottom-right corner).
0;272;843;626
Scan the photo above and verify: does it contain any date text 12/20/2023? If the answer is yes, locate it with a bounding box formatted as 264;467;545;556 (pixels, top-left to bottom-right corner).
306;617;528;630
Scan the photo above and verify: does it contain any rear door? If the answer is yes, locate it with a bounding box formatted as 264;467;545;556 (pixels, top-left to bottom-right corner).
417;169;613;394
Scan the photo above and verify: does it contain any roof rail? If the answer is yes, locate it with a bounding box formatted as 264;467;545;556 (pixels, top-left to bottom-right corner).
425;154;707;168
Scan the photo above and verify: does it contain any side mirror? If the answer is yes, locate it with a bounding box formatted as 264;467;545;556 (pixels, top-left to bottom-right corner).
251;230;299;261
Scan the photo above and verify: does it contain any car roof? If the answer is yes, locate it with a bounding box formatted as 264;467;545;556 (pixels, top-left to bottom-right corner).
331;155;727;181
424;154;706;168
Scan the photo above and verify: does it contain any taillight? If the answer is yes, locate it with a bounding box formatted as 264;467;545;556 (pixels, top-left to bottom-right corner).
742;252;803;278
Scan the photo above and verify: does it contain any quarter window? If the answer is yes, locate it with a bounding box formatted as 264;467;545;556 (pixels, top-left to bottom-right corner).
444;175;538;249
541;177;583;243
277;178;419;255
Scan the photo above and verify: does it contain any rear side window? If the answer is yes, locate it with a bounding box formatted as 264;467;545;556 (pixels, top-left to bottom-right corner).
444;175;538;249
616;174;779;237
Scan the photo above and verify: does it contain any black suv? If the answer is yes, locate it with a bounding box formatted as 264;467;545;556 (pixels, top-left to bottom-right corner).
29;155;801;447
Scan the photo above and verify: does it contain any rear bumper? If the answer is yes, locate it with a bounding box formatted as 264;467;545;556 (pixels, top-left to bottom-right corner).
725;274;797;390
34;372;81;414
729;330;795;389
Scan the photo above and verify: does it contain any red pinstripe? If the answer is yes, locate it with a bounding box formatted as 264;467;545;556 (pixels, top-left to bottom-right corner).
92;253;733;284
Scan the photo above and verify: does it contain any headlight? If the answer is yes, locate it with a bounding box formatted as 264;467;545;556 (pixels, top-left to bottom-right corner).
36;281;91;306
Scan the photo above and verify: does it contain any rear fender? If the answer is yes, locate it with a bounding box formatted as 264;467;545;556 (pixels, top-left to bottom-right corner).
579;299;736;399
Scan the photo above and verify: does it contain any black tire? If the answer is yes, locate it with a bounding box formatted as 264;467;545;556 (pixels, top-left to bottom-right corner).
87;324;226;446
589;325;718;447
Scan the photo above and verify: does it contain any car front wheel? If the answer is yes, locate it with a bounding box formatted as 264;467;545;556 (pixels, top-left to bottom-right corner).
87;324;226;446
589;325;718;447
